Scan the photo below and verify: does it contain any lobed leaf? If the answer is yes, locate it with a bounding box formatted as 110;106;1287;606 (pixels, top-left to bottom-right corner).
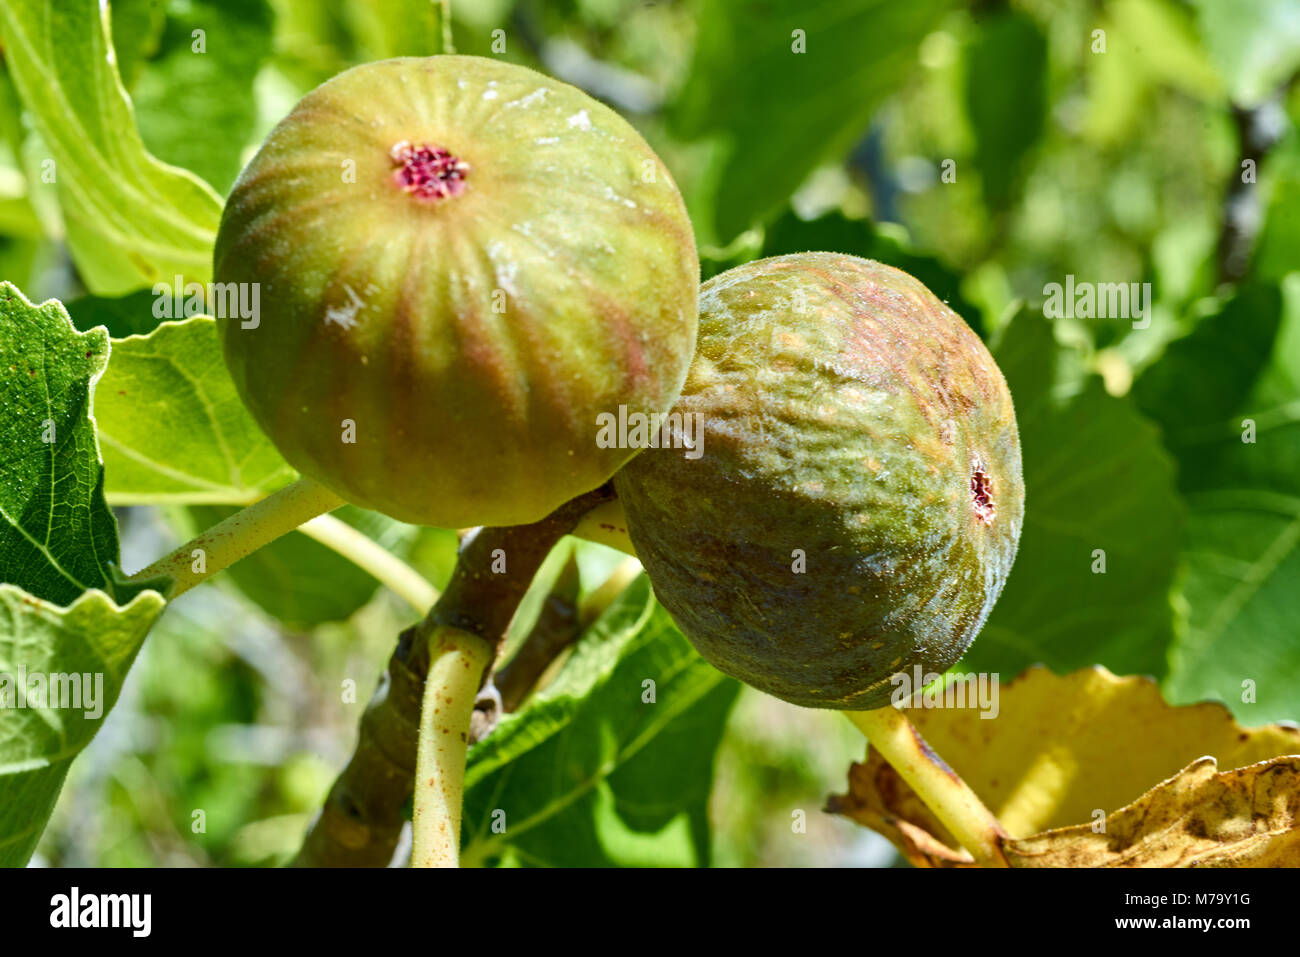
128;0;275;195
0;584;165;867
671;0;947;243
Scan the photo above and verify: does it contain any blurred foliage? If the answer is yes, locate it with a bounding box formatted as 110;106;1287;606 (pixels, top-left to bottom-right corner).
0;0;1295;867
129;0;274;194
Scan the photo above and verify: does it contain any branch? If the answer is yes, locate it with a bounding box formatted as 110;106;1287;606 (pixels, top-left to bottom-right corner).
292;483;616;867
1216;77;1296;284
476;553;641;734
493;553;581;713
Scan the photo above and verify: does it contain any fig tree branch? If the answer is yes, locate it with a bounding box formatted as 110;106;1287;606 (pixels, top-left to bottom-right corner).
1216;73;1297;284
292;483;616;868
493;553;582;713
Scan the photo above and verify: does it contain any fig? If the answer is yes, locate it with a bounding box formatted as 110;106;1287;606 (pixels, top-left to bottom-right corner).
614;253;1023;710
214;56;698;527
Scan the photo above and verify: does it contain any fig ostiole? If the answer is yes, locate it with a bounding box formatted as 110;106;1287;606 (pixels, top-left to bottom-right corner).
613;252;1024;711
215;55;699;529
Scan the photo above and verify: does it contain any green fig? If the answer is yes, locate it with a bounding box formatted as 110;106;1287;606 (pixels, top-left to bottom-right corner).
215;55;698;527
614;253;1023;709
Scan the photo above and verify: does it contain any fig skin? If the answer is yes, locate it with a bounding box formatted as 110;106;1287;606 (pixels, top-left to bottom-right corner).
215;56;698;528
614;253;1023;710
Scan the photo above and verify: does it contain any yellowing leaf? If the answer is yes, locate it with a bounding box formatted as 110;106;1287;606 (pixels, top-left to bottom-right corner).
829;666;1300;867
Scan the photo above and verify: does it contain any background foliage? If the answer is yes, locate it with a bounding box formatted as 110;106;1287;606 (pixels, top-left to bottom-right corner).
0;0;1296;866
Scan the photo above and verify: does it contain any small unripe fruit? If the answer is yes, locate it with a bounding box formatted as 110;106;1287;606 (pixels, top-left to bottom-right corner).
614;253;1023;710
215;56;698;527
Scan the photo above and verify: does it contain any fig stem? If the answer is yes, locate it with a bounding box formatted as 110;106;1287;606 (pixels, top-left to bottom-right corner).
579;556;642;626
571;497;635;555
411;624;493;868
293;483;616;867
846;706;1010;868
126;477;346;599
299;514;438;613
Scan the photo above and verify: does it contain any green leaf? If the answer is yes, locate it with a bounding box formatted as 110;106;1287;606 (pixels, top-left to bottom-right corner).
0;0;222;294
131;0;274;195
0;284;122;606
0;70;44;241
1191;0;1300;106
961;311;1183;678
0;584;165;867
760;208;985;337
1133;281;1300;722
462;578;740;867
95;317;295;505
0;295;169;867
964;9;1047;211
672;0;947;243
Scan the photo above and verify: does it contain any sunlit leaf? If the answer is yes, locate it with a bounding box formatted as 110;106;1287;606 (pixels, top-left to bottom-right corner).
0;585;165;867
95;317;295;505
